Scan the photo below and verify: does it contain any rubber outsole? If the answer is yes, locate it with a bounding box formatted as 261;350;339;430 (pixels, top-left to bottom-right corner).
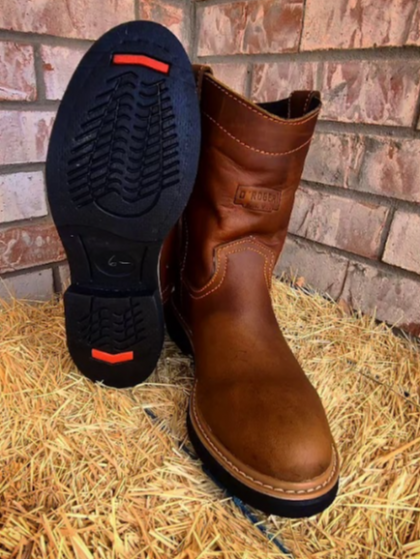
46;21;200;388
187;413;339;518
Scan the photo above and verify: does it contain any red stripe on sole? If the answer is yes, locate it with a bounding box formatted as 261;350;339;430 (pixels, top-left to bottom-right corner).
112;54;170;74
91;349;134;364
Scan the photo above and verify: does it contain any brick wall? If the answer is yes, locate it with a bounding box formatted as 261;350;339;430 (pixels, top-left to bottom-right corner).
1;1;420;334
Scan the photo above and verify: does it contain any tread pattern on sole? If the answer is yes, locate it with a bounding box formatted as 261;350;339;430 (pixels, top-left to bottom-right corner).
77;299;146;352
67;71;180;218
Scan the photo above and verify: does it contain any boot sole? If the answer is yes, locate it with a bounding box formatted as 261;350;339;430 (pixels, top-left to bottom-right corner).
187;413;339;518
46;21;200;388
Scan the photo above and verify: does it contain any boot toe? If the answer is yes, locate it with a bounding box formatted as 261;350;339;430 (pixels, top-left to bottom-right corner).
194;379;337;488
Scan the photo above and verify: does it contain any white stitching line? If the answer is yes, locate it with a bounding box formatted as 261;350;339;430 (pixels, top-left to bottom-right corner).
189;239;254;294
191;385;338;495
203;112;313;156
187;239;275;300
208;78;319;127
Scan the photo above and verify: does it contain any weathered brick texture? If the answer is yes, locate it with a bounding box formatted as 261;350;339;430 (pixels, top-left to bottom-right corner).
0;111;55;165
0;42;36;101
0;0;134;40
302;0;420;51
0;268;54;301
0;172;47;224
211;63;249;95
289;187;389;260
0;224;65;274
383;212;420;275
141;1;191;50
0;0;419;333
277;237;349;299
252;60;420;126
40;45;88;100
197;0;304;56
304;134;420;204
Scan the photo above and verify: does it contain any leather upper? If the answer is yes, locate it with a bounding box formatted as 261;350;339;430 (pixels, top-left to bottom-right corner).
165;70;339;499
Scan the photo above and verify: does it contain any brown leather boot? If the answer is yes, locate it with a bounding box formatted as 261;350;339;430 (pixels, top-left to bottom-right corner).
163;67;339;517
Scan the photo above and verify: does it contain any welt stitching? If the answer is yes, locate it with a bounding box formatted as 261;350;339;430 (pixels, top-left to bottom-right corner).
203;112;313;156
208;79;319;127
191;386;338;495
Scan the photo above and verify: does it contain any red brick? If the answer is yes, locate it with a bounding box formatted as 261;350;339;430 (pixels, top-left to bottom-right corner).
407;4;420;45
0;0;134;40
0;223;65;274
211;63;249;95
197;0;303;56
0;111;55;165
0;172;47;224
304;133;420;204
252;61;318;102
0;41;36;101
383;212;420;275
252;60;420;127
321;60;420;127
0;268;54;301
289;187;389;259
302;0;418;51
141;1;190;51
276;236;349;299
40;45;88;100
303;133;364;188
341;262;420;334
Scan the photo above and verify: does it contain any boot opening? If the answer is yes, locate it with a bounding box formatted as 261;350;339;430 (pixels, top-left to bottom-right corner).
258;91;321;120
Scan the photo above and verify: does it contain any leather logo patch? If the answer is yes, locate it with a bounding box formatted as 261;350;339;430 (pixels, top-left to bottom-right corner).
234;186;281;213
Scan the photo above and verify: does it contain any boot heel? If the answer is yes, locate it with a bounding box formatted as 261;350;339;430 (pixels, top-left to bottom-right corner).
165;303;193;356
64;288;163;387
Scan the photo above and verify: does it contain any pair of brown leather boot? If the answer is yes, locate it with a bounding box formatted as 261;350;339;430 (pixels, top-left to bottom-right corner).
47;22;338;518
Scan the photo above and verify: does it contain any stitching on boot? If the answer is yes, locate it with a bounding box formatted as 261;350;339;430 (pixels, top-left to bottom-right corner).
191;385;339;495
187;238;275;299
203;112;314;156
208;80;319;127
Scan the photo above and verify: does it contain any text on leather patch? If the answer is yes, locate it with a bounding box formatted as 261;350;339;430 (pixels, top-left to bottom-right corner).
234;186;281;212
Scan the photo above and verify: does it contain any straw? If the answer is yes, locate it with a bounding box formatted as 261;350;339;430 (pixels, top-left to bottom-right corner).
0;277;419;558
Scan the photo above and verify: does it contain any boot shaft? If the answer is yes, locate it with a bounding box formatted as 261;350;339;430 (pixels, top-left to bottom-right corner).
183;72;321;289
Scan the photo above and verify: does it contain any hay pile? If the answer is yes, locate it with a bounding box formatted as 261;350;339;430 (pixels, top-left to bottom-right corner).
0;279;419;558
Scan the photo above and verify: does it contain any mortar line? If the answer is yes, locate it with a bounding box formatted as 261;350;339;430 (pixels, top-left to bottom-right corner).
377;207;395;261
191;0;199;63
300;180;420;213
0;213;54;234
314;119;420;139
0;162;45;176
134;0;140;20
33;43;47;102
298;0;308;52
196;46;420;65
0;29;94;49
0;100;59;110
286;233;420;285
